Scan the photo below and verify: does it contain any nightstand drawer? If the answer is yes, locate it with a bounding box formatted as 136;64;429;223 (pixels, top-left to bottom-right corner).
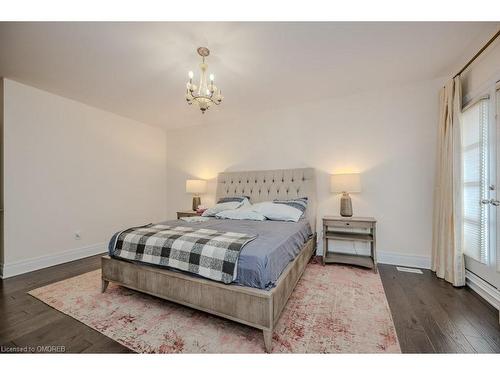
177;211;200;219
323;220;372;229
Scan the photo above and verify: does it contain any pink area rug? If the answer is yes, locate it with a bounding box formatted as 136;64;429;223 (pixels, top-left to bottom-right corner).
29;261;400;353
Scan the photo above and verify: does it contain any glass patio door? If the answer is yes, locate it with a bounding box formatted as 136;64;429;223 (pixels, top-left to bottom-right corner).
462;83;500;289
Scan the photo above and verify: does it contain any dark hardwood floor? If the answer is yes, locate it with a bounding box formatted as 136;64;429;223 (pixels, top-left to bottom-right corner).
0;254;132;353
378;264;500;353
0;255;499;353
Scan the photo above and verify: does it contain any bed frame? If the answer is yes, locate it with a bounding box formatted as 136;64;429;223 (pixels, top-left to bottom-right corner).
101;168;317;352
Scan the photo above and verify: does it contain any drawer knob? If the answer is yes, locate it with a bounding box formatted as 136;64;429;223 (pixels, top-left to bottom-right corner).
345;223;350;225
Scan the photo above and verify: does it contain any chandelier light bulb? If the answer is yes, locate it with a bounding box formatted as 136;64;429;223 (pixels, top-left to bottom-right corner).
188;71;194;79
209;74;215;82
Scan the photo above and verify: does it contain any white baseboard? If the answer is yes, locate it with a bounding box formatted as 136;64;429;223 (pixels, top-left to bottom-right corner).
0;242;106;279
465;270;500;311
377;251;431;269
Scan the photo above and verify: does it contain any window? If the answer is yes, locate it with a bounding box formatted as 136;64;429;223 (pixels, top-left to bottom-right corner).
461;97;489;264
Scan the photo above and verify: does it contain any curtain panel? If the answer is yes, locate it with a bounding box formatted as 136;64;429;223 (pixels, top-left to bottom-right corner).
431;77;465;287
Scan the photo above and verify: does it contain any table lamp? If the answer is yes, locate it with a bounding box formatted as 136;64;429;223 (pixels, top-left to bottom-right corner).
186;179;207;211
330;173;361;217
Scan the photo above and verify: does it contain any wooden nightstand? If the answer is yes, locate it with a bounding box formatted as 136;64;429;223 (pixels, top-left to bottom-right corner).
322;216;377;272
176;210;201;219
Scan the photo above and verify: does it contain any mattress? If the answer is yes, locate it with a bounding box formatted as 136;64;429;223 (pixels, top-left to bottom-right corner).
108;218;312;290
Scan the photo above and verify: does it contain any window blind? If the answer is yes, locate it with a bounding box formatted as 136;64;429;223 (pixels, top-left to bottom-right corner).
461;98;489;264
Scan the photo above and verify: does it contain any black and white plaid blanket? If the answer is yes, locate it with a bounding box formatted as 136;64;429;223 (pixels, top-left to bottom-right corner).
112;224;257;284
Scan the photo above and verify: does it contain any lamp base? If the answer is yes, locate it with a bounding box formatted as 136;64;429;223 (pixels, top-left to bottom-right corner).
192;196;201;211
340;193;353;217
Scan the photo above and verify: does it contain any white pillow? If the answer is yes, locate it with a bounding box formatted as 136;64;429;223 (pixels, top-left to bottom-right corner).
202;198;250;217
215;206;266;221
252;201;303;222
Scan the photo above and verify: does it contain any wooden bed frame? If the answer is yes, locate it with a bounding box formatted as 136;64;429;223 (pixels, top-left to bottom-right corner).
101;168;317;352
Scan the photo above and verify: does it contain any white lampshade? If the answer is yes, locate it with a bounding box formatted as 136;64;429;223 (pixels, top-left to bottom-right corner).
330;173;361;193
186;179;207;194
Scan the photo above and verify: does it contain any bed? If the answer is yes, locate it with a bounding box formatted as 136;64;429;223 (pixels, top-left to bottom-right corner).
101;168;317;352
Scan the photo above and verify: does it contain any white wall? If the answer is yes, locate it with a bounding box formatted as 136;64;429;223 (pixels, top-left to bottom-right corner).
1;79;167;277
166;78;446;267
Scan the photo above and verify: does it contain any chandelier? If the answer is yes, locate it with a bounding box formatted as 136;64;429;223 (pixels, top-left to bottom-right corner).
185;47;223;114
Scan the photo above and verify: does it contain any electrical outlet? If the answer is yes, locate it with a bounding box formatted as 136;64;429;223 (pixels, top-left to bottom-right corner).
74;232;81;240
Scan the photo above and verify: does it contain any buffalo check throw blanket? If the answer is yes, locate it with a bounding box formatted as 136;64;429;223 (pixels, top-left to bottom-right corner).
112;224;257;284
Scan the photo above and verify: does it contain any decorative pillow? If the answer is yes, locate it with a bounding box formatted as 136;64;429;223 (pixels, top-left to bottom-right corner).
215;206;266;221
252;200;306;222
217;196;250;204
202;197;250;217
273;197;308;217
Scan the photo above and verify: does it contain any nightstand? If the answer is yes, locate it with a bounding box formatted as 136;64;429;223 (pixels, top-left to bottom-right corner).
176;210;201;219
322;216;377;272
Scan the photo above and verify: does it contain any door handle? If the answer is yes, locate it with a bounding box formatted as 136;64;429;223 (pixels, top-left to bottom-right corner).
481;199;500;206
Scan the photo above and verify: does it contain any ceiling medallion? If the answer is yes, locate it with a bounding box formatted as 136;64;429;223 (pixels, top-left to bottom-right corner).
185;47;223;114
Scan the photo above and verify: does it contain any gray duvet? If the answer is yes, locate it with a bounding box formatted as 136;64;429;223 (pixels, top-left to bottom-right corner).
108;218;312;290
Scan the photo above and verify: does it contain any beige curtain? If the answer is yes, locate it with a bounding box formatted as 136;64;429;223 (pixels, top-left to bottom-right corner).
432;77;465;287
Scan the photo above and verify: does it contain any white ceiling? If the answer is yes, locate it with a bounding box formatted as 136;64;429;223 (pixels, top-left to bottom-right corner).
0;22;498;129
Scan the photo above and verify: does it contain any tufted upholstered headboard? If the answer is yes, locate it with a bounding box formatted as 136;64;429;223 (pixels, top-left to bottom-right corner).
215;168;317;232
